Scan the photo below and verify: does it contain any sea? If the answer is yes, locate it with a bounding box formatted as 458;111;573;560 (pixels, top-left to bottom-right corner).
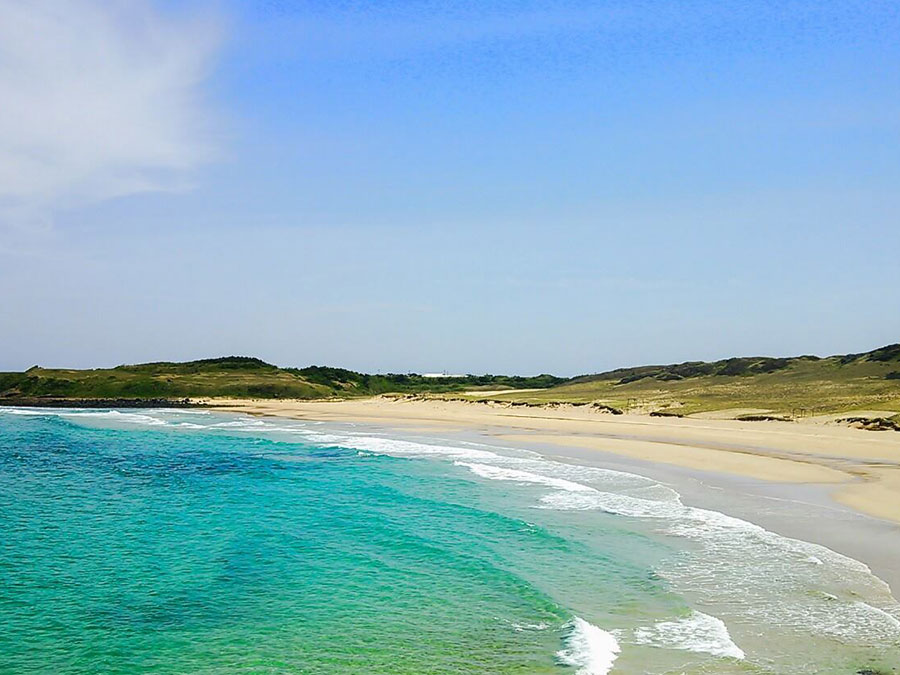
1;407;899;674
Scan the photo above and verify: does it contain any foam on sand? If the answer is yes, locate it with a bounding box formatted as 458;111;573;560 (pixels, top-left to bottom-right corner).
633;611;744;659
556;617;620;675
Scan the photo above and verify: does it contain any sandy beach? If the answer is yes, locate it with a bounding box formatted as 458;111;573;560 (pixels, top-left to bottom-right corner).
206;396;900;518
206;396;900;591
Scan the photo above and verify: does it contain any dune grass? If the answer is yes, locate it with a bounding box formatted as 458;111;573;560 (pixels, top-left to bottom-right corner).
453;348;900;417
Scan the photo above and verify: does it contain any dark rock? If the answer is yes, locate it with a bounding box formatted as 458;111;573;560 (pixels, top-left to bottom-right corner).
735;414;793;422
837;417;900;432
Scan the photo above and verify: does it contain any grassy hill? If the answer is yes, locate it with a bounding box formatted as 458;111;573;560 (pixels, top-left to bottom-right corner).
1;345;898;419
0;357;563;403
459;344;900;419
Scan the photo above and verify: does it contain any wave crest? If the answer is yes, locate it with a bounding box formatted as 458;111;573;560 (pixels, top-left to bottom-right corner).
556;617;620;675
634;611;745;660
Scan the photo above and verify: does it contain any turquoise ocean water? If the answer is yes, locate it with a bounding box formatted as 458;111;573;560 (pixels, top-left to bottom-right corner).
1;407;899;674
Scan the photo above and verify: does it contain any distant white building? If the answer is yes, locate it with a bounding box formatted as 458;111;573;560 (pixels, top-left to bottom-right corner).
421;372;467;378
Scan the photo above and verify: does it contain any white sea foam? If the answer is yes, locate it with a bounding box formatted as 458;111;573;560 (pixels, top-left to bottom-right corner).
338;436;500;462
859;602;900;631
211;419;267;428
539;487;681;519
454;461;595;493
2;407;165;427
61;410;167;426
633;611;745;660
540;479;900;644
556;617;620;675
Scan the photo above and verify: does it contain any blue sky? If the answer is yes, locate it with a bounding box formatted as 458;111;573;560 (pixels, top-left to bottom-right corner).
1;0;898;374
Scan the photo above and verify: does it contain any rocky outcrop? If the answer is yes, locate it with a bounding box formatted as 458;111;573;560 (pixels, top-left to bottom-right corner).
836;417;900;432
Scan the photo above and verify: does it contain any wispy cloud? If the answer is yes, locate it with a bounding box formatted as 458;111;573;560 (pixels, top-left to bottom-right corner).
0;0;222;228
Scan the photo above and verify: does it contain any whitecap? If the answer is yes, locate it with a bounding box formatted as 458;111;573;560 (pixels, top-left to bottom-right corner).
454;461;595;493
211;419;267;428
59;410;167;426
1;408;170;427
633;610;744;660
335;436;500;462
556;616;620;675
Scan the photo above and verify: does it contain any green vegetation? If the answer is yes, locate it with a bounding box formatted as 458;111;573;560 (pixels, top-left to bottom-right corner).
0;357;329;401
459;344;900;417
289;365;564;394
1;345;898;418
0;357;563;402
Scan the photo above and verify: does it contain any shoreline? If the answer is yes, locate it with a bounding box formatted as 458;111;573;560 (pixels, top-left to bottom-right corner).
205;396;900;594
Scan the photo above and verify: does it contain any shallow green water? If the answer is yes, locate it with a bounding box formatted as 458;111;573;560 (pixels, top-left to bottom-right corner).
1;408;898;674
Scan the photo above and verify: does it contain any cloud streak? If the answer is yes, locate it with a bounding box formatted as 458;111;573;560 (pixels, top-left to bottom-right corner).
0;0;222;227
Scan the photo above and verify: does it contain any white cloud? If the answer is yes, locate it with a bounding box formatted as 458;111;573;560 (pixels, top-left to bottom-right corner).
0;0;222;225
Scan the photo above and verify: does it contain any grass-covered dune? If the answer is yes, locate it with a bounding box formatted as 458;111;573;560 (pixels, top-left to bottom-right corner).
465;344;900;419
0;357;563;403
1;345;898;419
